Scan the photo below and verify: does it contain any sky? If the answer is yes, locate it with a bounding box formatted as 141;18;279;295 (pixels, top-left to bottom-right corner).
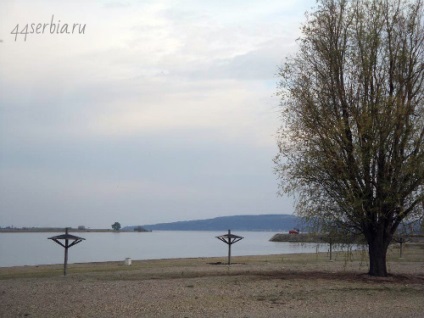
0;0;315;229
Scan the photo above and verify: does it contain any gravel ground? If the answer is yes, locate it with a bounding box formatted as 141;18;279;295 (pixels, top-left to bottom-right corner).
1;248;423;318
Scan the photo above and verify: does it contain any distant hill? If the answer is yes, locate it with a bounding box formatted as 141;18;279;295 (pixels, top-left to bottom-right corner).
124;214;302;232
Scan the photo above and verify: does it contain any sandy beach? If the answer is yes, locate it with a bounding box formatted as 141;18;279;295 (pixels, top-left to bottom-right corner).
1;244;423;318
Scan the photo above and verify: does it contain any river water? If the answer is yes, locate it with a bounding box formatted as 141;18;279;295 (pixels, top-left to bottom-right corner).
0;231;330;267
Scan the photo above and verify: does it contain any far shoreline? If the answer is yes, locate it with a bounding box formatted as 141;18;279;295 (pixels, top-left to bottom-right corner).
0;228;150;233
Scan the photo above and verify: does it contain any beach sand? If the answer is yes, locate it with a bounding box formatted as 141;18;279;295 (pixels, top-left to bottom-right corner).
1;245;423;317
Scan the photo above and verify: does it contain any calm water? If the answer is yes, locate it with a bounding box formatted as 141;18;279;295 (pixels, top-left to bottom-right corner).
0;231;330;267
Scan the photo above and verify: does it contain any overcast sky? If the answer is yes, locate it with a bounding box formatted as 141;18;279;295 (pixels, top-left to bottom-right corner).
0;0;314;228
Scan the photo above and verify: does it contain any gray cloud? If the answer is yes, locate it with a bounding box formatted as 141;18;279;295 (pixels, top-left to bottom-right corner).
0;0;313;228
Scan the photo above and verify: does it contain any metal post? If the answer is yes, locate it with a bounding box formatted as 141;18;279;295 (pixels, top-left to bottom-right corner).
64;228;69;276
216;230;243;267
228;229;231;265
64;242;68;276
48;227;85;277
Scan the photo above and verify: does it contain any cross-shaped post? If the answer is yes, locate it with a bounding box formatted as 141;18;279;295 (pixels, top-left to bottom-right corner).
216;230;243;265
48;228;85;276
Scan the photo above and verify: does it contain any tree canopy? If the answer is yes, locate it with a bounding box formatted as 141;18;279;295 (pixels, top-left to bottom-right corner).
111;222;121;231
275;0;424;276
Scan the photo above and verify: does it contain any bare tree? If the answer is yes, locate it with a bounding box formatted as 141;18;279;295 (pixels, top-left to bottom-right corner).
275;0;424;276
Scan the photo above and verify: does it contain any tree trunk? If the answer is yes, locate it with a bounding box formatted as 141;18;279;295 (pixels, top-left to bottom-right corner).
368;234;390;277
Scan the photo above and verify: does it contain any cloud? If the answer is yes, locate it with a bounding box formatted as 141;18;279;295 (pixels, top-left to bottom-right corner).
0;0;315;227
